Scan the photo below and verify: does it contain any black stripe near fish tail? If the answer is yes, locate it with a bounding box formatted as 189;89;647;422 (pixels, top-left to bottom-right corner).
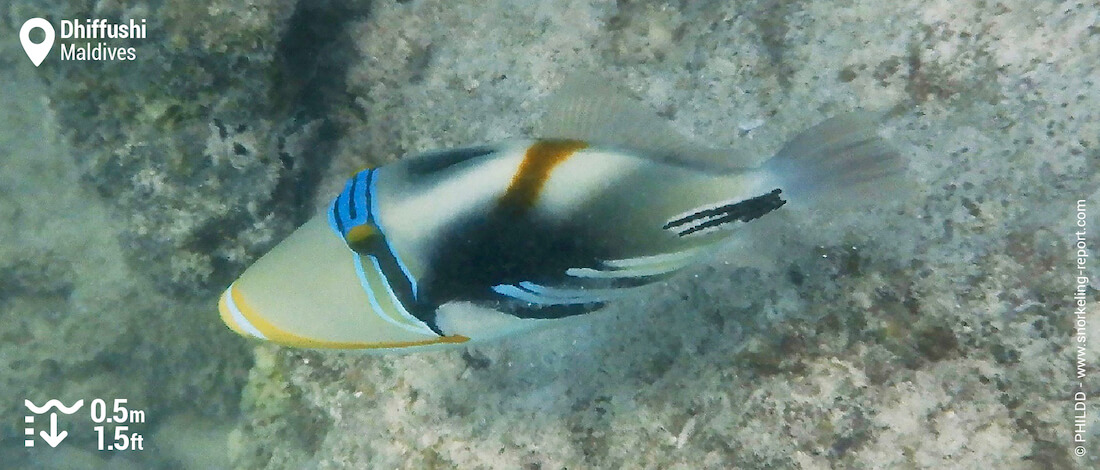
664;189;786;237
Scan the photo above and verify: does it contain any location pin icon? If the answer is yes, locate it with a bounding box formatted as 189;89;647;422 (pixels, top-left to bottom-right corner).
20;18;55;67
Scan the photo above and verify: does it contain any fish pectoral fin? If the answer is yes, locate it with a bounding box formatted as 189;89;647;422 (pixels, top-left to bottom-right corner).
535;73;760;173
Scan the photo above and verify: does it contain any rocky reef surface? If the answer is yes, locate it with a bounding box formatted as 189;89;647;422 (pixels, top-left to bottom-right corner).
1;0;1097;468
1;0;337;467
229;1;1100;468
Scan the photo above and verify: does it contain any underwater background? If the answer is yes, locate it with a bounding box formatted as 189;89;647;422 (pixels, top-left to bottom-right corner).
2;0;1098;468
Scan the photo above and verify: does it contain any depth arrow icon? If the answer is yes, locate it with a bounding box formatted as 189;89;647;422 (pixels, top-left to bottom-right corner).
40;413;67;447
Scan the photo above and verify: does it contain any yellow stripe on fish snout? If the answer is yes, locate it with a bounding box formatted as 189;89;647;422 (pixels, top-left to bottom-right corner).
499;139;587;211
219;283;469;350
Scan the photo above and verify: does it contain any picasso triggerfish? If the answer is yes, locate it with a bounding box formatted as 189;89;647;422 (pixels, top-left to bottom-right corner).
218;76;905;352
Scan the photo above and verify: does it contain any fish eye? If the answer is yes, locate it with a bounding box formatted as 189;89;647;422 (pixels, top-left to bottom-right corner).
344;223;382;253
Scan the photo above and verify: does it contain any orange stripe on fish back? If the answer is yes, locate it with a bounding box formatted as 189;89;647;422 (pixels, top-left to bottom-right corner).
499;139;587;211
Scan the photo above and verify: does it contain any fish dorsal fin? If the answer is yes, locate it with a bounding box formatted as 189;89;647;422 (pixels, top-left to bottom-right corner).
535;73;756;173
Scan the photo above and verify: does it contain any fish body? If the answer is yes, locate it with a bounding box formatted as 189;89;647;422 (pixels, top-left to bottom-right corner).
218;77;905;352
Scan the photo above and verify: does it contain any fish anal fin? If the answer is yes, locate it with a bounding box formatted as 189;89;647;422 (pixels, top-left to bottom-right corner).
568;248;707;280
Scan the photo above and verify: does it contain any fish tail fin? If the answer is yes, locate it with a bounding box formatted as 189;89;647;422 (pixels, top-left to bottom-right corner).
763;111;910;212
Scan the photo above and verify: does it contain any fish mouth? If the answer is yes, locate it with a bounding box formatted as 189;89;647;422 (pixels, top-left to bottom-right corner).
218;283;266;340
